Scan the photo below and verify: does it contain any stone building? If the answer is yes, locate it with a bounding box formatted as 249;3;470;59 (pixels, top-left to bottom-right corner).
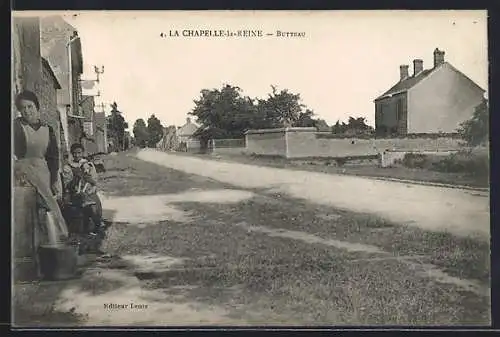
374;48;486;137
40;58;64;167
40;15;85;150
12;16;43;115
94;111;108;153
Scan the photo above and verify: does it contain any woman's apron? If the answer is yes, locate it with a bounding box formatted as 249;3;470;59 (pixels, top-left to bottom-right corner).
15;124;69;243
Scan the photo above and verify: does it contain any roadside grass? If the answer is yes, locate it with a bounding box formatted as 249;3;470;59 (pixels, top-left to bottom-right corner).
102;202;489;325
12;283;85;327
97;151;490;325
214;194;490;285
187;152;489;188
99;152;233;196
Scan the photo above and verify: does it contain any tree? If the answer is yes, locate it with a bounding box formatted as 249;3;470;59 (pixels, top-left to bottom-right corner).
146;114;164;148
190;84;260;140
132;118;149;148
190;84;328;140
293;109;316;127
457;98;489;146
107;102;128;151
293;109;330;131
331;120;343;134
331;116;373;135
257;85;305;127
347;116;372;133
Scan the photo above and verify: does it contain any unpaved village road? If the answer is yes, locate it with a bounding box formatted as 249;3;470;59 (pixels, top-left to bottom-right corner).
137;149;490;240
14;150;490;327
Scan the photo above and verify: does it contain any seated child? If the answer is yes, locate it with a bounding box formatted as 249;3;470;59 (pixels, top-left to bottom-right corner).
63;143;104;236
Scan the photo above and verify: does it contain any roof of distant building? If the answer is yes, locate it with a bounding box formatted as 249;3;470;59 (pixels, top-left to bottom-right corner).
374;61;485;101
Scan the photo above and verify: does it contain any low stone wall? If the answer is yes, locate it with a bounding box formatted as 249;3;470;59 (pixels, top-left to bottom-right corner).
244;127;466;159
245;128;288;157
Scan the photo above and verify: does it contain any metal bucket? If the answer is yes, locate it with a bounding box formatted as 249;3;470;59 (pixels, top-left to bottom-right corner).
38;243;79;280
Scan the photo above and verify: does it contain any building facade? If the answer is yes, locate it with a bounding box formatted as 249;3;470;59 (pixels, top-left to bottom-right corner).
80;95;99;155
94;111;108;153
374;48;486;137
12;16;43;116
40;15;85;149
40;58;65;166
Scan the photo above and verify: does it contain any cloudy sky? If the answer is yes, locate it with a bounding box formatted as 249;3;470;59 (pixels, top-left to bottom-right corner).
31;11;490;128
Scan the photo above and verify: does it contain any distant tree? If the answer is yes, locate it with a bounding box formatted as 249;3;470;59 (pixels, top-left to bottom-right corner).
314;119;330;132
331;116;373;136
132;118;149;148
331;120;343;134
293;109;330;131
146;114;164;148
457;98;489;146
347;116;373;133
191;84;328;140
190;84;260;141
107;102;129;151
293;109;316;127
257;85;305;127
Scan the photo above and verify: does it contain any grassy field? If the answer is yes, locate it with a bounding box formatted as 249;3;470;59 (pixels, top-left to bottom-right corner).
188;151;489;189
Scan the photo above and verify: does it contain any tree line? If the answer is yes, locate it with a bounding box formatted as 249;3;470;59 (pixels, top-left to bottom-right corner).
189;84;373;141
132;114;164;148
127;84;375;147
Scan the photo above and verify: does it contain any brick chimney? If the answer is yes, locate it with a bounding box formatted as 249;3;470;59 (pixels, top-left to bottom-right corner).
413;59;423;76
433;48;445;67
186;117;191;124
399;65;409;81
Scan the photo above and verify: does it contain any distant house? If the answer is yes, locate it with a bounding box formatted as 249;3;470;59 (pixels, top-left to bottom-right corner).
177;117;200;151
177;117;199;142
374;48;486;137
80;95;98;155
94;111;108;153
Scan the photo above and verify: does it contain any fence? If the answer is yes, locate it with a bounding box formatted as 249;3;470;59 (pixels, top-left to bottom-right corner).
210;138;247;155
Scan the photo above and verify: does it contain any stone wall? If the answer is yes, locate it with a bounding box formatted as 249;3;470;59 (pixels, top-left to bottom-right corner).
12;17;43;112
40;59;65;167
244;127;465;159
245;128;288;157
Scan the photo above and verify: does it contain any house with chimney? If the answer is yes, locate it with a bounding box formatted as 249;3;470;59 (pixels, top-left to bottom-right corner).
374;48;486;137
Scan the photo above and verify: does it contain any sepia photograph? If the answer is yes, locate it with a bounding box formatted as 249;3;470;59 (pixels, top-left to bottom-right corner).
11;10;490;327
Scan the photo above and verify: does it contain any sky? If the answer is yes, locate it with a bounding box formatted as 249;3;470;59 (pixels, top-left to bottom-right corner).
29;10;490;128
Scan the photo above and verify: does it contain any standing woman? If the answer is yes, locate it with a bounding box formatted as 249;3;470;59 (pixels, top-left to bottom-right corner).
13;90;69;244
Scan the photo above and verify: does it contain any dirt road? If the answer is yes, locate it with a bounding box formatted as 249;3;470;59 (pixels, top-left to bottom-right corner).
137;149;490;240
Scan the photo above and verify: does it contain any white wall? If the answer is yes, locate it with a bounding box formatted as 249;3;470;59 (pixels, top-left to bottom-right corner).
245;128;288;156
245;127;465;159
408;63;485;133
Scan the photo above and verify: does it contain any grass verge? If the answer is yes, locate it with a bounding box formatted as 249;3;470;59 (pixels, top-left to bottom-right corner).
188;152;489;189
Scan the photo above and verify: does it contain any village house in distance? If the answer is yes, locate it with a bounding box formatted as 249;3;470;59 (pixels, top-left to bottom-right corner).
374;48;486;137
177;117;200;151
